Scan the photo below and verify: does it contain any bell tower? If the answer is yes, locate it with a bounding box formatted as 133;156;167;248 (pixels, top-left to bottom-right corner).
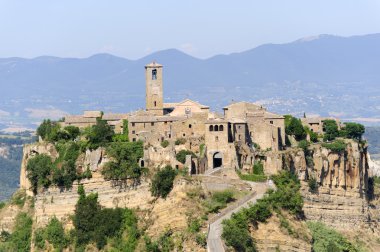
145;62;163;116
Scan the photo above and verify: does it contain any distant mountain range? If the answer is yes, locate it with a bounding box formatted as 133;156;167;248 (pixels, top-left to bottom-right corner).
0;33;380;129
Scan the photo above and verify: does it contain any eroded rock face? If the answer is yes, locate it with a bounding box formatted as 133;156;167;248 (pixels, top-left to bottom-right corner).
20;143;58;196
264;140;372;230
34;173;154;228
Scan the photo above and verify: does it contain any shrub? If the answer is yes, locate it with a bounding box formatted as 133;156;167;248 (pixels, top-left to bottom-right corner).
322;140;346;153
195;233;207;247
45;217;67;249
11;190;27;207
307;221;360;252
112;134;129;142
161;140;169;148
52;142;80;189
175;150;196;164
34;228;46;250
150;166;177;198
323;119;339;142
175;138;186;145
222;218;256;252
0;202;5;209
145;230;175;252
187;218;201;233
205;190;235;213
26;154;53;193
237;171;267;182
308;177;318;193
253;161;264;175
304;126;318;143
8;213;33;251
298;140;310;152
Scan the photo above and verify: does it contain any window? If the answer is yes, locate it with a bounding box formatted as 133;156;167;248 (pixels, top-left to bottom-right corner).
189;124;192;128
219;125;224;131
152;69;157;80
132;138;136;142
132;130;135;134
209;125;214;131
151;122;154;126
132;123;135;127
270;120;273;124
183;133;186;137
214;125;219;131
215;136;219;141
154;101;157;107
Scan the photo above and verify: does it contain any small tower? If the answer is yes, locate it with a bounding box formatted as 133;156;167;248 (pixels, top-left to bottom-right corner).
145;62;163;116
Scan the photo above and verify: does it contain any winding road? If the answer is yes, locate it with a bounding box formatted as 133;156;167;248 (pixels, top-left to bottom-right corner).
207;182;270;252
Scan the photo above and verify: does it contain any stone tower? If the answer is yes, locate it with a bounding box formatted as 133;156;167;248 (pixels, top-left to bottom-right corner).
145;62;163;116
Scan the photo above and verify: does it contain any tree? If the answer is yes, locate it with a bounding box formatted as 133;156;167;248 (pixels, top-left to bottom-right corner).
323;120;339;142
26;154;53;193
36;119;61;142
73;186;132;249
285;116;306;141
150;166;177;198
343;122;365;140
101;141;144;187
86;119;114;149
64;126;80;140
45;217;67;249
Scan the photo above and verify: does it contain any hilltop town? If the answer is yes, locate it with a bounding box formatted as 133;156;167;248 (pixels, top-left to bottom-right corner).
0;62;379;252
62;62;341;175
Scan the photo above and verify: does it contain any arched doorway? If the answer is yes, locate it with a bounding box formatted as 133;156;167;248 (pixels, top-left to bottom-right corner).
140;160;145;168
213;152;222;168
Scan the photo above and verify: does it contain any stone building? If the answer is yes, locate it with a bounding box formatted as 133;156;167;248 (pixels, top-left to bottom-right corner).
301;117;341;134
62;61;286;173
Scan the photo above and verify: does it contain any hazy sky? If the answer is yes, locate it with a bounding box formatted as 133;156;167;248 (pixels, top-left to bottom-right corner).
0;0;379;59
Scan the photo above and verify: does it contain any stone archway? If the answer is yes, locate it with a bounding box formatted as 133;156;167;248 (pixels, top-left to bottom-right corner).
213;152;223;168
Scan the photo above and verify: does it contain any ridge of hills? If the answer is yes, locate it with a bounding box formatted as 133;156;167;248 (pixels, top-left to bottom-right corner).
0;33;380;129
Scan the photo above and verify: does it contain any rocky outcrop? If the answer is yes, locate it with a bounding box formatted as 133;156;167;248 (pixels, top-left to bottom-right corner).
20;143;58;196
34;172;154;227
252;214;312;252
264;140;372;230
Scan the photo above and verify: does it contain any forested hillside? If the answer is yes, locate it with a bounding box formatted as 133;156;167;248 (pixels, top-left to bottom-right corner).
0;132;35;201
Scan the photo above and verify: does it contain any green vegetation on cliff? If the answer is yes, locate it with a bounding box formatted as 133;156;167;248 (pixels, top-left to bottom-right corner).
237;161;267;182
101;141;144;185
0;213;33;251
222;171;303;251
307;221;363;252
285;115;306;141
150;165;177;199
